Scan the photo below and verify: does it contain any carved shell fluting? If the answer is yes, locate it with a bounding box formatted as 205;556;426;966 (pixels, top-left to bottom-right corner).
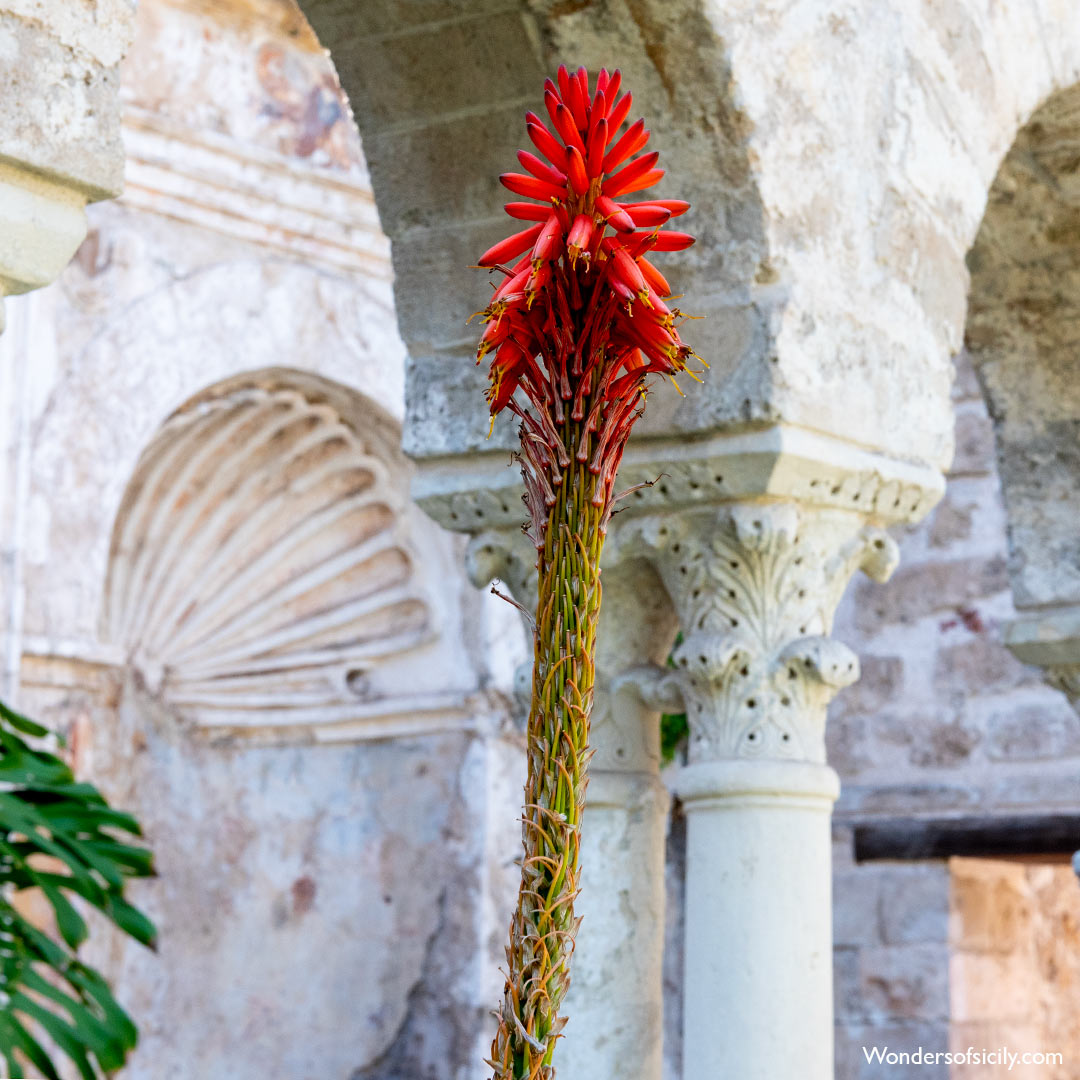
103;386;431;725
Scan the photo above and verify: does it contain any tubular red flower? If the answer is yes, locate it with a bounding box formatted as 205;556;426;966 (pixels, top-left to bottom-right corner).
602;151;661;197
517;149;567;188
499;172;561;201
477;223;545;267
596;194;634;233
602;118;648;173
526;118;566;166
565;145;590;196
567;213;594;264
606;90;633;136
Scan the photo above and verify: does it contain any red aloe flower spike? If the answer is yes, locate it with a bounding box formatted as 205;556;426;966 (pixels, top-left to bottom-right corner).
624;198;691;217
556;63;572;103
478;223;546;267
566;213;594;265
566;69;589;129
602;118;648;173
638;257;672;296
618;167;665;197
543;86;562;130
532;214;564;264
609;246;650;302
474;67;698;1080
623;203;671;227
601;150;660;197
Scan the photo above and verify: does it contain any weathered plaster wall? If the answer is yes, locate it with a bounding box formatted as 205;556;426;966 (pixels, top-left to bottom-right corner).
4;1;529;1076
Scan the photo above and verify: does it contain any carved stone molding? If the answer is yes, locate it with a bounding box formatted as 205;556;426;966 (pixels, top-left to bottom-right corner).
413;423;943;535
614;502;898;764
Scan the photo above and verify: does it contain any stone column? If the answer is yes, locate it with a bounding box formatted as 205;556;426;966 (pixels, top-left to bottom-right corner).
467;536;678;1079
630;501;899;1080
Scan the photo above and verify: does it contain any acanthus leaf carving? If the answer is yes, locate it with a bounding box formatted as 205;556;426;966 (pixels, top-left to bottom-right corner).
612;501;899;764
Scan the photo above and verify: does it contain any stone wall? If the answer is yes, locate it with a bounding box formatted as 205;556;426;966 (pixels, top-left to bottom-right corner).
950;859;1080;1080
827;349;1080;1078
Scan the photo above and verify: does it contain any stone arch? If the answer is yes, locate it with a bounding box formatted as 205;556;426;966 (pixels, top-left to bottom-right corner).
965;79;1080;698
295;1;1080;481
295;0;773;455
101;368;440;736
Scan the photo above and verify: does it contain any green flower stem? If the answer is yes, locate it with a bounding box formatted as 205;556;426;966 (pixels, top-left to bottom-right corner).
490;414;606;1080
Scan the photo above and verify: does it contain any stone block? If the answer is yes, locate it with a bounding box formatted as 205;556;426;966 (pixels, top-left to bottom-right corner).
949;951;1038;1024
834;870;882;947
832;655;904;719
949;857;1033;956
0;9;129;198
986;701;1080;761
392;220;510;348
858;944;950;1023
933;636;1034;695
365;105;522;236
305;0;517;38
320;8;543;131
878;866;950;945
403;350;519;460
908;712;982;768
951;349;982;402
854;556;1008;634
838;783;981;816
841;1023;951;1080
949;405;997;476
835;945;866;1022
927;493;975;547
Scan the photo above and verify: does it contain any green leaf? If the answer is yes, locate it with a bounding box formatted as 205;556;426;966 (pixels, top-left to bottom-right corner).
0;1012;62;1080
0;702;51;740
9;994;96;1080
40;883;88;949
0;696;156;1078
20;970;127;1071
105;894;158;950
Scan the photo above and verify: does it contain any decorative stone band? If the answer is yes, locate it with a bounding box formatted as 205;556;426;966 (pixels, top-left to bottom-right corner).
414;423;944;534
676;758;841;811
616;501;899;765
1004;605;1080;711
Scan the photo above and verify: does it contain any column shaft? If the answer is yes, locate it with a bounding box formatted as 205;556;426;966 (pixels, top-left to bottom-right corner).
680;760;838;1080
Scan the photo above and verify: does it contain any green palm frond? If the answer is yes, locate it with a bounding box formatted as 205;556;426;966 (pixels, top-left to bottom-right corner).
0;700;155;1079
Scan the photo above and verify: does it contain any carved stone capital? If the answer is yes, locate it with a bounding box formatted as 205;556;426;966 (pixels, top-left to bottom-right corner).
613;501;898;765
